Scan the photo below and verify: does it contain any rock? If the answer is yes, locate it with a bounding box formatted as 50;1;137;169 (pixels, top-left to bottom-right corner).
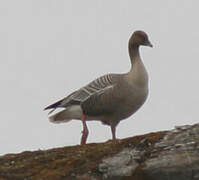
1;123;199;180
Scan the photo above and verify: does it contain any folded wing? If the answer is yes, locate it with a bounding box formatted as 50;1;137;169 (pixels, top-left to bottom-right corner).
44;74;117;115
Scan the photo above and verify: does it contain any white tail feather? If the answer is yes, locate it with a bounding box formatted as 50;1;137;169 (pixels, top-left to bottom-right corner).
49;105;83;123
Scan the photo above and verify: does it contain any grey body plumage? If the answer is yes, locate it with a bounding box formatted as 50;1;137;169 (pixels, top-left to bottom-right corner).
44;30;152;144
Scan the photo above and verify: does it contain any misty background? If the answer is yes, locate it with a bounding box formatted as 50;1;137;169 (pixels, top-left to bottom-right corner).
0;0;199;155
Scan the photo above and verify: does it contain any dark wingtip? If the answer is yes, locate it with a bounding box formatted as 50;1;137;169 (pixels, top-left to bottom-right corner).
44;99;63;111
43;106;49;111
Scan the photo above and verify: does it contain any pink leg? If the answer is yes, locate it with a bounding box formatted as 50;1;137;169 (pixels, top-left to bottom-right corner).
111;125;116;140
81;114;89;145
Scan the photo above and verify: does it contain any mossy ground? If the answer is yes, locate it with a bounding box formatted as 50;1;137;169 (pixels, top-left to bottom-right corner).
0;131;166;180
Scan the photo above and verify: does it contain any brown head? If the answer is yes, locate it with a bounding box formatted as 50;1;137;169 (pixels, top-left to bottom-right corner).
129;30;153;48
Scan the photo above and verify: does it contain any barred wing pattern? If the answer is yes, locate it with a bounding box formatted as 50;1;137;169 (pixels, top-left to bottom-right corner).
45;74;116;112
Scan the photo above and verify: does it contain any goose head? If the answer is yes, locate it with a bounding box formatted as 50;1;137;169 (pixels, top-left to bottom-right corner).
129;30;153;48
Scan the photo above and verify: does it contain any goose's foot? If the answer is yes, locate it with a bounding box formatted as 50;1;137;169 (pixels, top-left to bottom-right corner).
81;115;89;145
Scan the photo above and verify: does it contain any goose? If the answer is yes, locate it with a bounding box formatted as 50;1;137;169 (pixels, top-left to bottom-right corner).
44;30;152;145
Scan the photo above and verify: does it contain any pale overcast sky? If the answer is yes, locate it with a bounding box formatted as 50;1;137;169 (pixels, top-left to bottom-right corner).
0;0;199;155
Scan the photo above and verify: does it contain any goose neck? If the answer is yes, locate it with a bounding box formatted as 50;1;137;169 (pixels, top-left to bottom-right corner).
128;44;140;65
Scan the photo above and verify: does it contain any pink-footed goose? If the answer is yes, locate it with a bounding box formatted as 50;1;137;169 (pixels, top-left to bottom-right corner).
44;30;152;145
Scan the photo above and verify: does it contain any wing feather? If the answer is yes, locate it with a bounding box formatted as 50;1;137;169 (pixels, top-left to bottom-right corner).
44;74;117;113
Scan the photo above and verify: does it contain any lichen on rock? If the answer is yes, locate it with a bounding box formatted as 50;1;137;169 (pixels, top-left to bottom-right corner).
1;123;199;180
